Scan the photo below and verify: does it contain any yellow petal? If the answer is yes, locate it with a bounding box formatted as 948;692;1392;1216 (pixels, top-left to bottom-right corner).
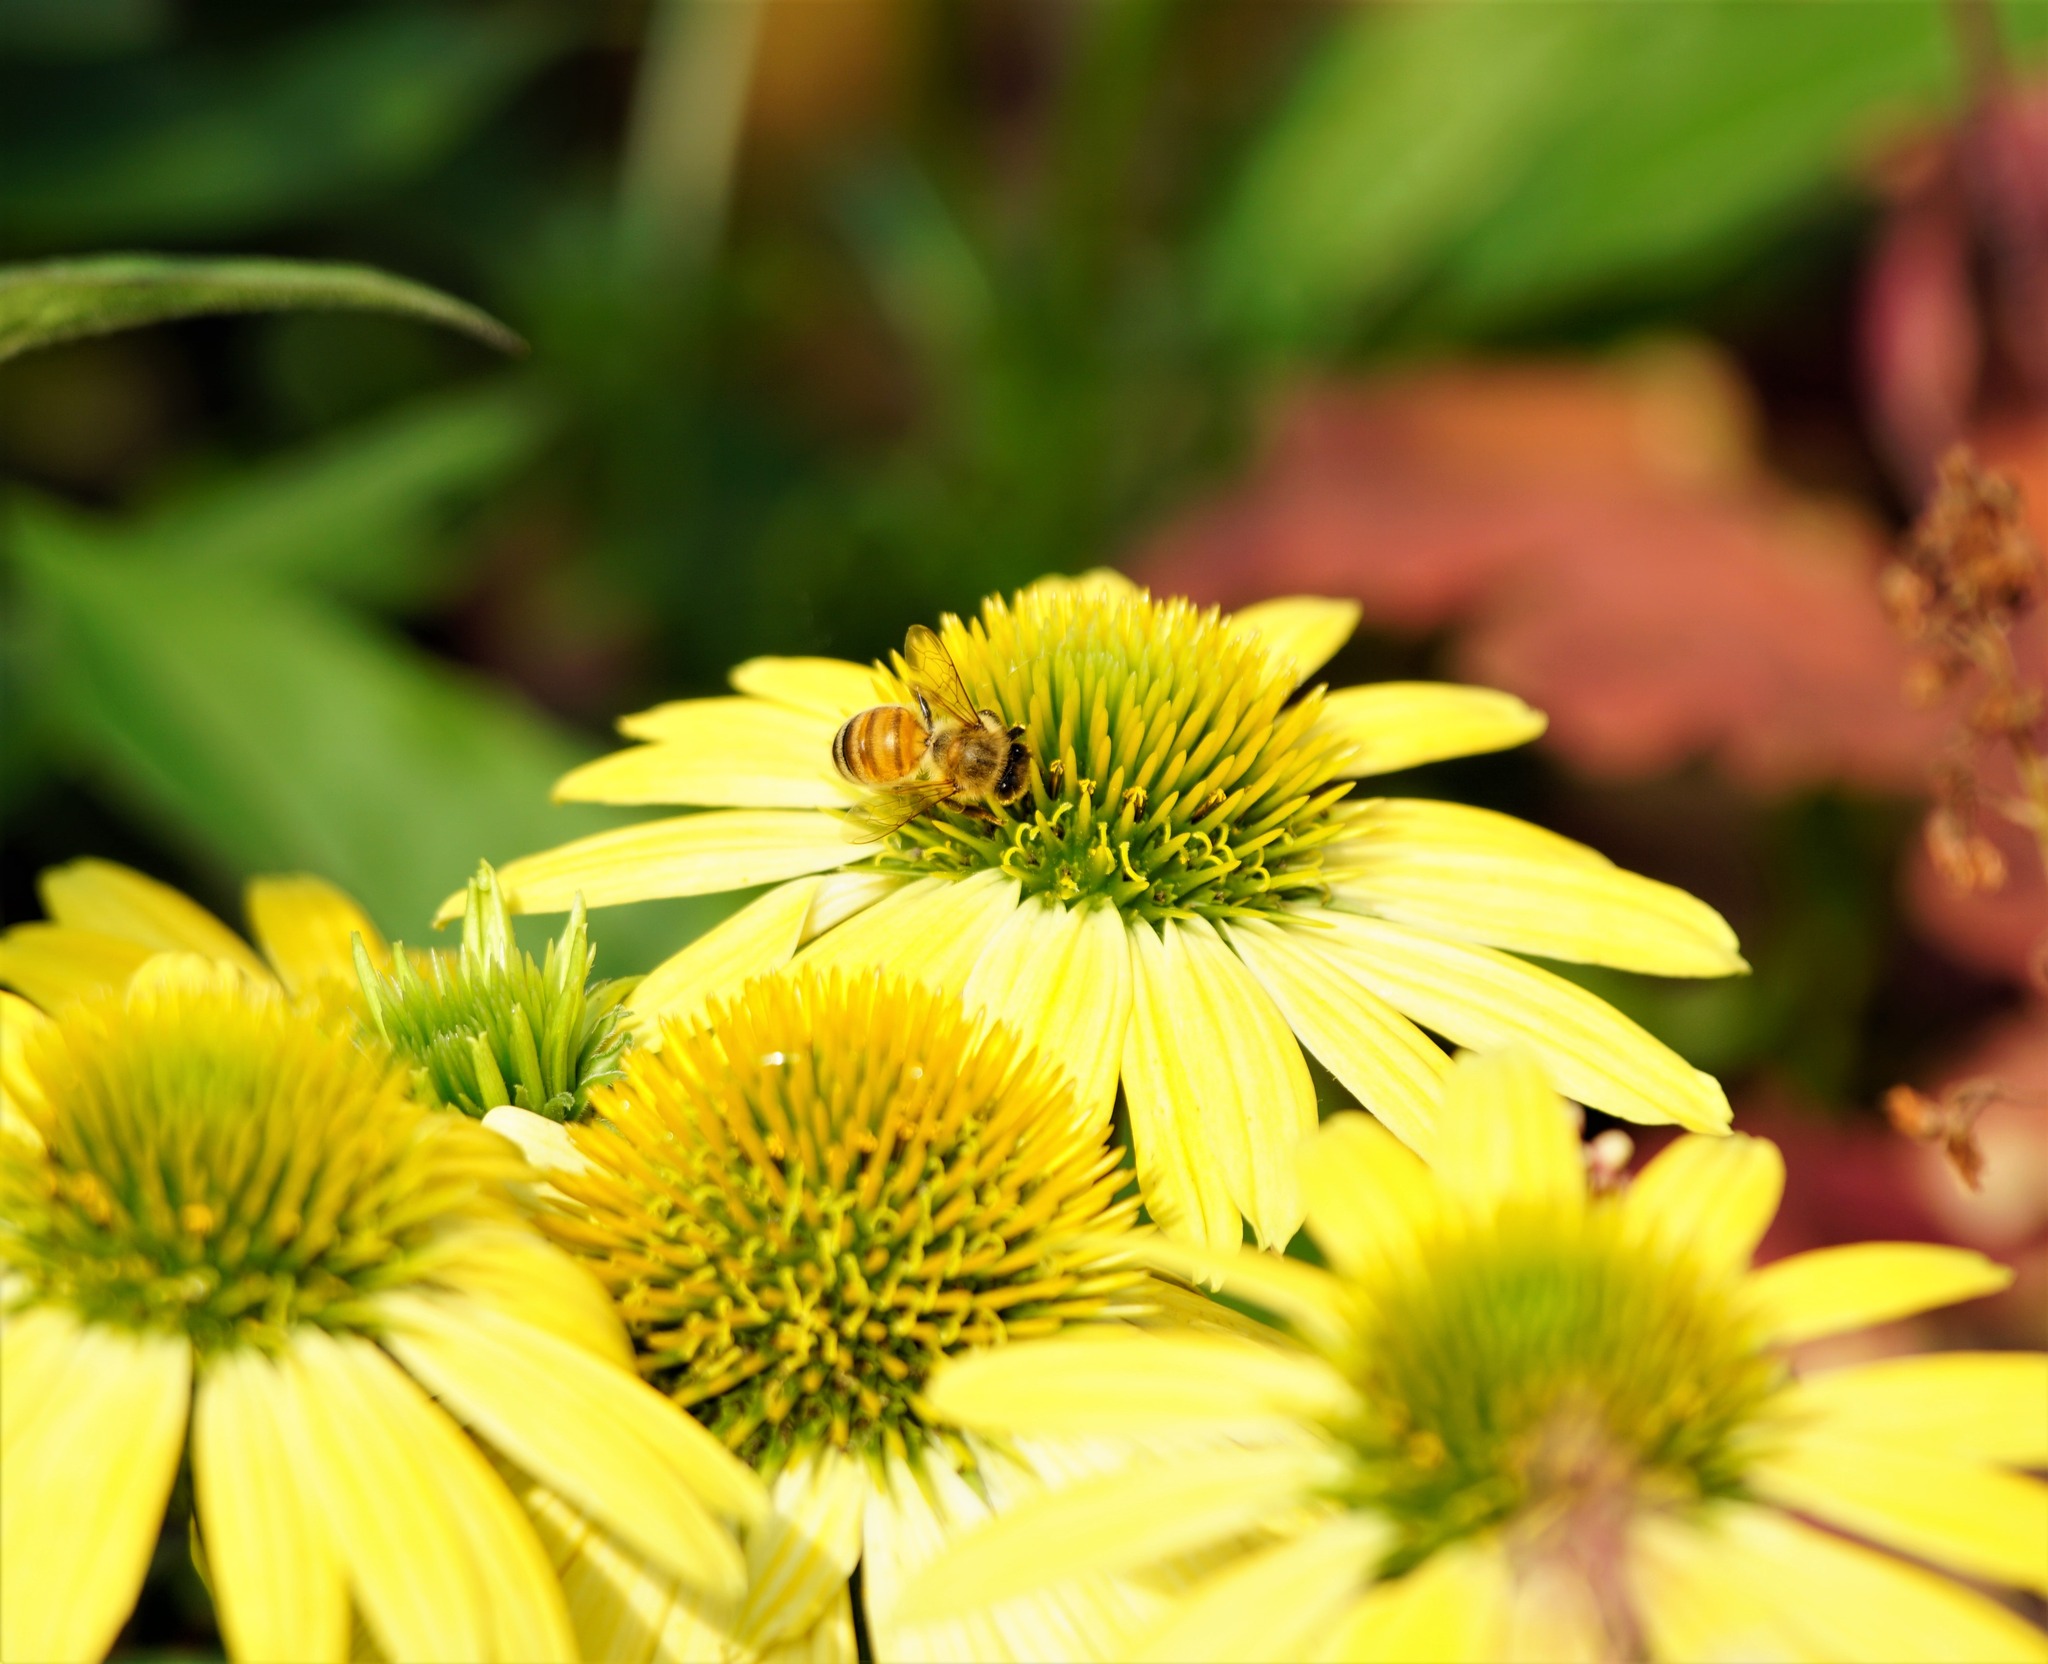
280;1326;574;1662
1746;1243;2013;1346
481;1104;594;1176
797;869;1019;998
1329;797;1610;868
891;1444;1344;1622
1127;1514;1384;1664
244;874;389;996
1433;1047;1584;1222
1296;1112;1442;1280
1500;1558;1610;1664
193;1347;350;1664
1231;596;1362;684
962;896;1130;1135
1227;916;1449;1158
727;656;886;721
737;1451;866;1649
1753;1430;2048;1594
0;1301;81;1454
1313;912;1731;1132
414;1220;631;1366
1637;1502;2048;1664
1121;919;1242;1254
1316;1538;1511;1664
1158;917;1316;1249
1;991;54;1147
629;876;825;1031
1124;1234;1357;1357
377;1292;761;1595
1622;1132;1783;1281
1022;567;1140;603
456;809;856;920
1794;1352;2048;1466
38;857;270;979
1312;684;1546;777
0;1322;190;1664
0;922;154;1008
1327;804;1745;977
926;1327;1356;1434
800;870;904;941
559;699;845;809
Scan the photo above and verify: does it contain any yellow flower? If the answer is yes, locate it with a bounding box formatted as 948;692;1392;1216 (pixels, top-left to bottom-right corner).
906;1050;2048;1663
0;964;764;1663
491;966;1189;1662
470;574;1747;1252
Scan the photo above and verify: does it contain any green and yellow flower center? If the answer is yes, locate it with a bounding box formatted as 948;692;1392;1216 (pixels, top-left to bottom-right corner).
0;973;519;1353
1335;1206;1786;1578
875;586;1355;922
546;968;1139;1470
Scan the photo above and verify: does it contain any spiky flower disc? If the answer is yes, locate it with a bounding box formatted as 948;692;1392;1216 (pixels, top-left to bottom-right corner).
544;967;1139;1470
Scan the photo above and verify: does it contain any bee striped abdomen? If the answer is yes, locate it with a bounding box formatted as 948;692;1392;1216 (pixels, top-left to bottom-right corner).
833;705;928;786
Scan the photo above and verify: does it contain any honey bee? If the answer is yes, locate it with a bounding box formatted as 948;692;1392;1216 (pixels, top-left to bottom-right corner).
832;625;1031;842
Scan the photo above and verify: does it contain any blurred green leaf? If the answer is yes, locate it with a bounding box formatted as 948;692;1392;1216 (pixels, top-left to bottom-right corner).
0;0;168;58
0;6;563;243
0;255;523;364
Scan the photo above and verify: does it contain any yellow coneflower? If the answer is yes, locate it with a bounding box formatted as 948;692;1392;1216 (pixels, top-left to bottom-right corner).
902;1049;2048;1663
468;572;1745;1251
0;961;764;1663
488;966;1184;1662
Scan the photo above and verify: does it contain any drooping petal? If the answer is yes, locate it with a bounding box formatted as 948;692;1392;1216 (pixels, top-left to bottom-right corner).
1227;917;1448;1158
629;877;826;1031
1621;1133;1783;1281
726;657;887;722
1316;1538;1512;1663
193;1347;350;1664
39;857;270;978
1432;1047;1584;1222
797;870;1020;998
1312;683;1546;777
927;1328;1356;1435
481;1105;595;1177
1121;1234;1357;1357
1296;1112;1443;1279
244;874;390;995
1313;912;1731;1132
1126;1515;1384;1664
1745;1243;2013;1346
1753;1432;2048;1593
376;1292;759;1598
1231;596;1362;685
559;700;844;809
0;1323;190;1664
1793;1352;2048;1466
279;1326;574;1662
1121;918;1241;1254
0;923;154;1008
736;1452;866;1651
962;896;1131;1135
456;810;857;920
413;1220;629;1365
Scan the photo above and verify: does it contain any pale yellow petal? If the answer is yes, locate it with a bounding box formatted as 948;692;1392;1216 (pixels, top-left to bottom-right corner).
1316;1538;1511;1664
0;1301;82;1454
1328;798;1609;870
414;1220;631;1366
1622;1133;1783;1280
559;700;844;809
927;1328;1356;1435
799;870;904;942
1121;918;1242;1254
1128;1514;1384;1664
244;874;390;995
629;876;825;1032
962;896;1130;1135
1433;1047;1584;1221
1794;1352;2048;1466
1232;596;1362;684
1638;1502;2048;1664
1500;1558;1609;1664
797;869;1019;998
1122;1234;1357;1357
193;1348;349;1664
891;1443;1343;1623
762;1587;857;1664
727;656;887;721
377;1291;760;1596
280;1326;573;1662
1312;683;1546;777
454;810;857;921
0;922;154;1008
0;1323;190;1664
1313;912;1731;1132
1753;1430;2048;1593
1746;1243;2014;1346
481;1104;594;1176
1;991;54;1146
1297;1112;1443;1280
39;857;270;978
737;1451;866;1650
1022;567;1140;603
1227;917;1449;1158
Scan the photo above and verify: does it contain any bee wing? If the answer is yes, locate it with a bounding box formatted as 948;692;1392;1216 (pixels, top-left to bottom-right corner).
840;779;957;843
901;624;980;726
